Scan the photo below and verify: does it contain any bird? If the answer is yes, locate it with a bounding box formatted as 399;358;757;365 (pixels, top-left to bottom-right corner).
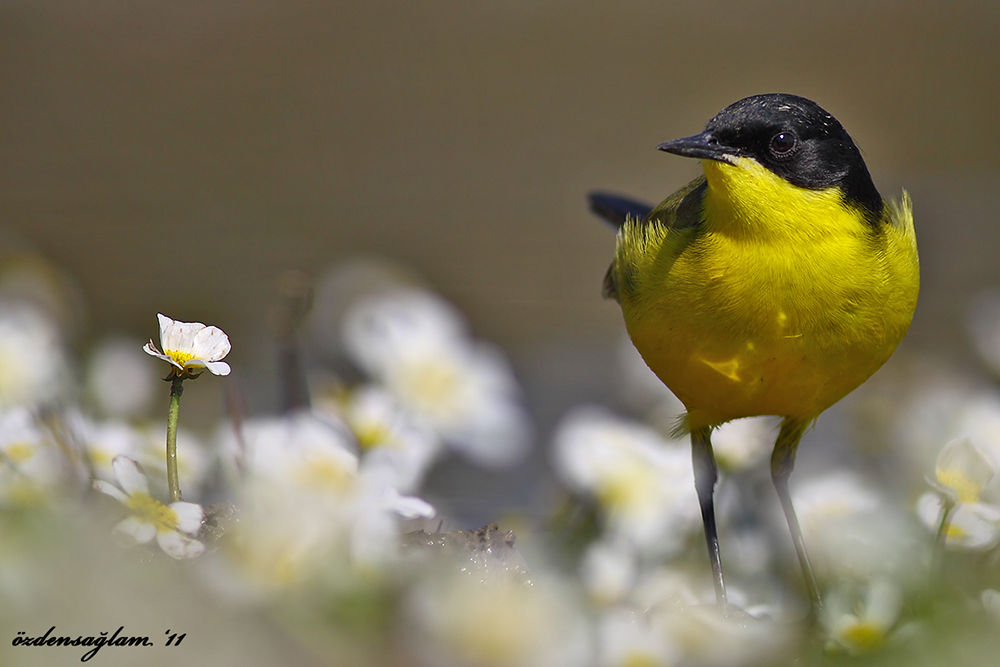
589;93;919;609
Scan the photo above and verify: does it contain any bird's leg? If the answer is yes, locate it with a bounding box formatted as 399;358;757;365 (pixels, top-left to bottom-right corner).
691;425;727;607
771;417;822;610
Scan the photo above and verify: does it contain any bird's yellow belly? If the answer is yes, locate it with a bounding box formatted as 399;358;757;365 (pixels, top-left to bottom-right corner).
620;231;916;428
626;312;894;427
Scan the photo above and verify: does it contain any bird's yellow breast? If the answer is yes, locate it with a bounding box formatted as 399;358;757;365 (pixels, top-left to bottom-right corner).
615;158;919;429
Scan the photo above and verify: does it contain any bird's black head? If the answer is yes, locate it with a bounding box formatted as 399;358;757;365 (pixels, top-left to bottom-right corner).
657;94;883;223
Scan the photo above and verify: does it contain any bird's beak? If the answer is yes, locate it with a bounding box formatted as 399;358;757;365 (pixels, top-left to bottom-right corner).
657;131;740;163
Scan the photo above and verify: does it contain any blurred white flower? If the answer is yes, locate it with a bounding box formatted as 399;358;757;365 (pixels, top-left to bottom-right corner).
235;411;358;495
648;595;791;667
580;538;638;605
597;607;677;667
343;289;531;468
218;411;434;587
78;418;142;483
712;417;778;472
0;407;70;504
552;407;700;557
823;578;903;655
318;384;441;493
143;313;231;377
406;572;590;667
915;492;1000;550
895;384;1000;503
791;471;925;579
0;302;69;407
932;437;994;504
85;336;157;419
93;456;204;559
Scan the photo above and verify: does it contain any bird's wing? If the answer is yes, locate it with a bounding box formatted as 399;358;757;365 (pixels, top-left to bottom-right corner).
593;177;707;301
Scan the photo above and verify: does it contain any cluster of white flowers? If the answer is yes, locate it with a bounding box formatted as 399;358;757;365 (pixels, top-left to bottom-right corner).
6;254;1000;665
337;288;532;469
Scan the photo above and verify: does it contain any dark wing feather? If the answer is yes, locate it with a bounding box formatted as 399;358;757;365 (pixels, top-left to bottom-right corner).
588;192;654;229
591;177;707;301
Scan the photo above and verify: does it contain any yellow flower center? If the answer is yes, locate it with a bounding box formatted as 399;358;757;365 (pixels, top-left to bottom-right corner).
394;358;465;419
294;459;354;493
126;491;179;533
596;458;656;514
350;419;395;451
447;586;547;663
165;349;197;368
622;653;661;667
945;522;968;540
839;621;886;653
4;441;36;464
936;468;981;504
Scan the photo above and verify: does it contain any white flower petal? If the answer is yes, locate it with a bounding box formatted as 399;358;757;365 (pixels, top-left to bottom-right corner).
157;530;205;559
191;325;231;362
93;479;129;504
112;456;149;495
203;360;232;376
169;501;204;535
114;517;156;546
918;492;1000;549
380;486;436;519
159;314;199;353
863;579;904;629
935;438;995;503
142;343;183;369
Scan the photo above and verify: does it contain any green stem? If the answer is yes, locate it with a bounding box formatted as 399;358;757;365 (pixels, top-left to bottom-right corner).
166;376;185;503
932;495;956;575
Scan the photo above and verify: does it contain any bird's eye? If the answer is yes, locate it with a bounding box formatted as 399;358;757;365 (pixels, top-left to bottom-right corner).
769;132;797;156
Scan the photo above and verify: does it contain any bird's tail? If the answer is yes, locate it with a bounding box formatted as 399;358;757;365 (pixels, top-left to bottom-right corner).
588;192;653;229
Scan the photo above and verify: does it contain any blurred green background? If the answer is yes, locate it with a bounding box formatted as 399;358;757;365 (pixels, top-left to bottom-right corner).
2;0;999;401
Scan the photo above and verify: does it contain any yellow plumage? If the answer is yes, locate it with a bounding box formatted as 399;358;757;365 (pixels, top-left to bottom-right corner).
614;157;918;430
598;93;919;608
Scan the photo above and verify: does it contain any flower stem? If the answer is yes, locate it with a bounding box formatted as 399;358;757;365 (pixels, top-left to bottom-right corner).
166;376;185;503
932;495;956;574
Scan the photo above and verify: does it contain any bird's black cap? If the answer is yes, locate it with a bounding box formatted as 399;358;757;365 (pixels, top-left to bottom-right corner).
658;94;883;223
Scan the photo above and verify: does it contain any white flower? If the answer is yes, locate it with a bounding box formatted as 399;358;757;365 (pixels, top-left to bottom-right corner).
580;539;638;605
648;593;791;666
916;492;1000;550
217;411;435;586
85;336;157;419
143;313;231;377
932;437;995;504
823;578;903;654
791;471;925;579
0;302;68;407
343;289;531;468
406;572;590;667
894;384;1000;504
597;607;677;667
712;416;778;472
318;384;441;493
0;407;70;505
93;456;204;559
78;418;142;483
235;411;358;495
552;407;700;557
